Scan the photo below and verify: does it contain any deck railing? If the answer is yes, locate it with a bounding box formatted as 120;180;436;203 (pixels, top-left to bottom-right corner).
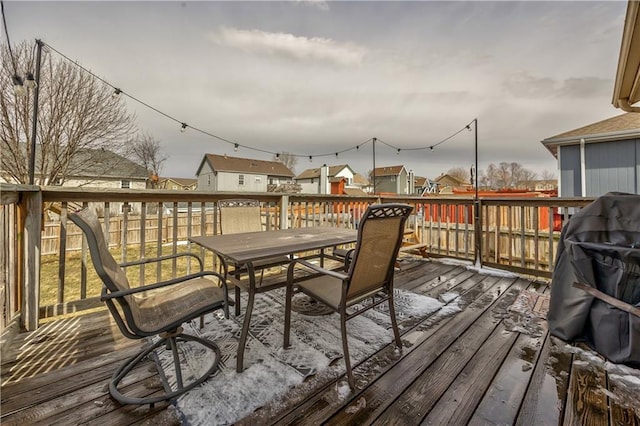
0;184;594;332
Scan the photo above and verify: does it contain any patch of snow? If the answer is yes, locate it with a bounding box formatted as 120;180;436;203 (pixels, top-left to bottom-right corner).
336;381;351;401
439;292;459;303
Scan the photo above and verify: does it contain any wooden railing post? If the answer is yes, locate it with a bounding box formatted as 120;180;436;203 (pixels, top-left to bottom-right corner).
21;189;42;331
279;194;289;230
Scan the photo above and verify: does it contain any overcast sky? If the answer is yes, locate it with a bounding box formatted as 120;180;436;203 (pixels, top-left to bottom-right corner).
5;1;629;179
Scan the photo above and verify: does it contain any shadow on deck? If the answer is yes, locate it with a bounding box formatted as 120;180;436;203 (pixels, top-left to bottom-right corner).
2;258;639;425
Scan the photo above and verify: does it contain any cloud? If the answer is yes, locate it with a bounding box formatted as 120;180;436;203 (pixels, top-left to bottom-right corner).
502;71;611;99
210;27;366;66
293;0;330;11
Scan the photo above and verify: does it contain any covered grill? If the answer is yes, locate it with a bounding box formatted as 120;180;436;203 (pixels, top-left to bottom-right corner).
548;193;640;367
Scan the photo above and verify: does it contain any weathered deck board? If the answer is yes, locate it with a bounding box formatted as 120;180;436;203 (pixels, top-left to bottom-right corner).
2;258;639;426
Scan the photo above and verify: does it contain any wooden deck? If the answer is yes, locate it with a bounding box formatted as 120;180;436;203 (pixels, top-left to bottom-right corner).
2;259;639;425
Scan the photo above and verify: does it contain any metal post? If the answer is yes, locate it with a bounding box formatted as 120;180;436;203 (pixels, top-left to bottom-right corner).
473;118;482;267
372;137;377;194
28;39;43;185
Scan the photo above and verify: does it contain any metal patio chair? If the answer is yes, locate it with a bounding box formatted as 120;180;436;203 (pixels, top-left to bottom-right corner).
283;203;413;389
70;207;229;405
217;199;290;315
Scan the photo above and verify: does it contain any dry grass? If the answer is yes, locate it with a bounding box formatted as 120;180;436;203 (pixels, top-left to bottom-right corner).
39;242;218;307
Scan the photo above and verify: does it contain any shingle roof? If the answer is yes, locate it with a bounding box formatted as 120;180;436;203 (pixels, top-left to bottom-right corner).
544;113;640;141
541;113;640;156
343;187;368;196
162;177;197;186
353;173;370;185
295;165;350;180
69;148;148;179
373;165;405;176
201;154;295;177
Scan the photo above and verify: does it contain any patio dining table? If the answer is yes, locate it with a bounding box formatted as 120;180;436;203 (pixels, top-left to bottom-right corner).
190;226;357;372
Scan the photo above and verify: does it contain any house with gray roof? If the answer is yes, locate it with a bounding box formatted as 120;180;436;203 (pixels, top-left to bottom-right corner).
195;154;295;192
372;165;409;194
541;112;640;196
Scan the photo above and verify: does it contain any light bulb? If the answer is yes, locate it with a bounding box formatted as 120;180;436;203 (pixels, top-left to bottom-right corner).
180;123;187;133
12;75;26;96
112;88;122;97
24;73;37;90
309;156;313;163
234;143;239;152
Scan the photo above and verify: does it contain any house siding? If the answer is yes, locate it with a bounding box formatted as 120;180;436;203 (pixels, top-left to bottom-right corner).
217;171;268;192
585;139;638;195
559;140;640;197
559;145;582;197
197;161;217;191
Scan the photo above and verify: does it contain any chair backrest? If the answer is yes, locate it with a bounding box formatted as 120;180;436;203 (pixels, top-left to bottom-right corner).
69;208;139;333
346;203;413;300
218;199;263;234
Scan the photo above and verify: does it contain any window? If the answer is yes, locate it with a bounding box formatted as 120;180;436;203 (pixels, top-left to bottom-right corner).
239;174;245;185
121;180;131;189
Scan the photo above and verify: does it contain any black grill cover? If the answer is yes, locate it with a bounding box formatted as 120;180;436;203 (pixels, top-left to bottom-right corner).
548;193;640;367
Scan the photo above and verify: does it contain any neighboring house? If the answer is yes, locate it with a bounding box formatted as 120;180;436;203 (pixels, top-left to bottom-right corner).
530;179;558;192
0;146;148;190
0;146;149;216
295;164;357;194
352;173;371;193
372;165;409;194
196;153;295;192
433;173;469;193
159;177;197;191
541;113;640;197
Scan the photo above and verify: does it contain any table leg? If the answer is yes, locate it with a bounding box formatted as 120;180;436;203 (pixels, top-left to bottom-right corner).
236;262;256;373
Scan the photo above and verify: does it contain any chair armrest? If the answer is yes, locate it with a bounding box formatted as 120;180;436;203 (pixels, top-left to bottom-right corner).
119;253;204;271
102;270;226;300
288;259;349;281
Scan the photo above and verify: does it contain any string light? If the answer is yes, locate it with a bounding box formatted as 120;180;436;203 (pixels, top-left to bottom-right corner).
234;143;239;152
36;40;476;161
276;153;280;159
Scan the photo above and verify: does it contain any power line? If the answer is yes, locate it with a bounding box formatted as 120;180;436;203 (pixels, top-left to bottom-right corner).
1;0;19;76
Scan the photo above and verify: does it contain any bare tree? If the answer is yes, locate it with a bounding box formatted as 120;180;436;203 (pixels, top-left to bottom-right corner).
130;133;167;186
541;169;556;181
273;151;297;174
1;41;137;185
482;162;537;190
446;167;470;183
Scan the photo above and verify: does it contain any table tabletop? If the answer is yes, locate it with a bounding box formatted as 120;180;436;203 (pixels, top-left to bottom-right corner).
189;227;357;264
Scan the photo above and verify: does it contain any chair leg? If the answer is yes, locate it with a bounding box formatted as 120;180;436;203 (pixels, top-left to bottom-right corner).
283;282;293;348
388;292;402;348
340;309;355;390
109;333;220;405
